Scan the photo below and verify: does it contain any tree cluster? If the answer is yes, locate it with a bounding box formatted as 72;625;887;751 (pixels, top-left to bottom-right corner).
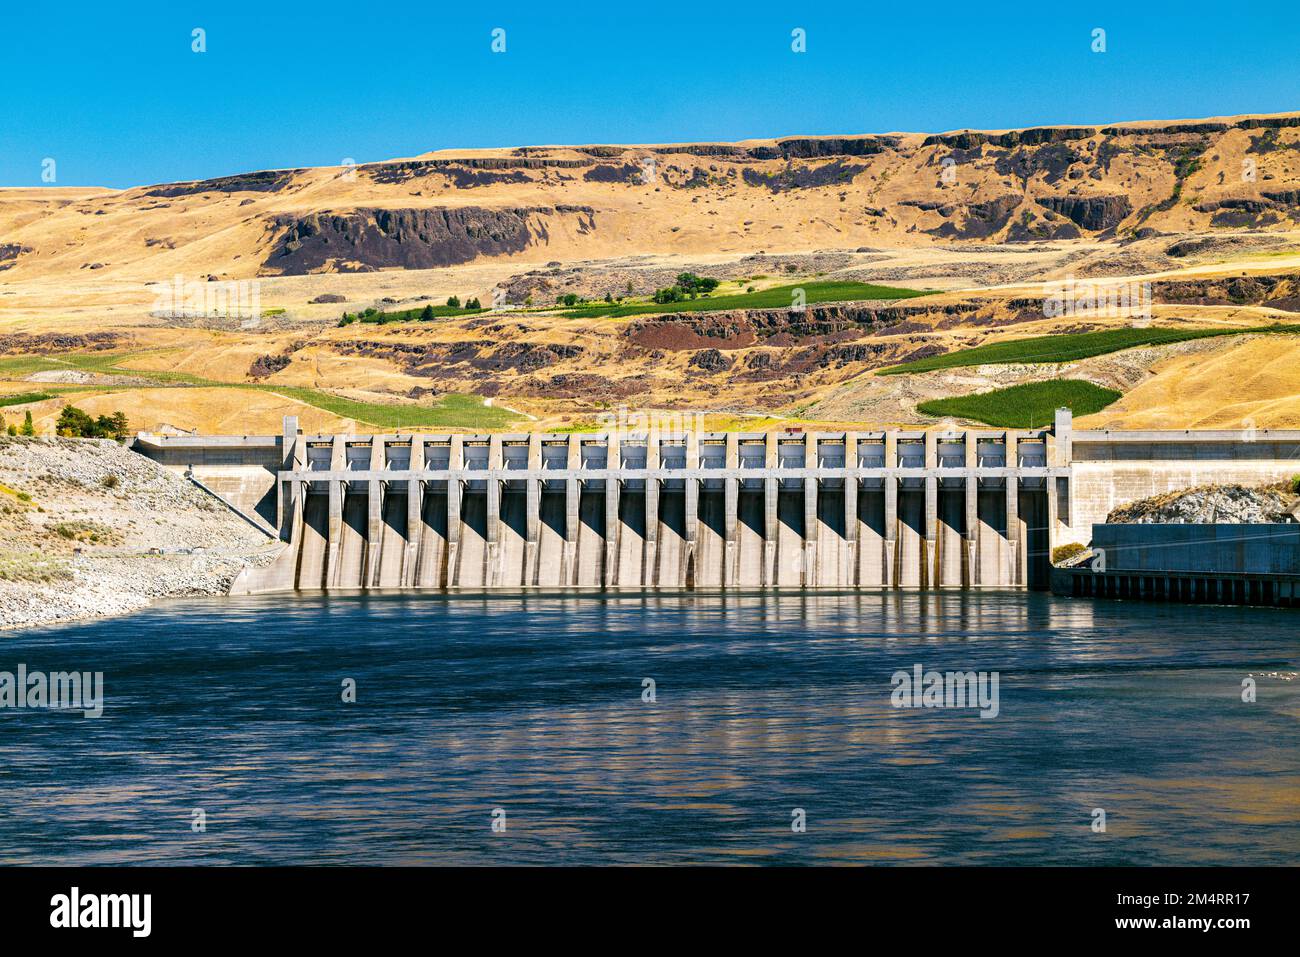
56;406;130;441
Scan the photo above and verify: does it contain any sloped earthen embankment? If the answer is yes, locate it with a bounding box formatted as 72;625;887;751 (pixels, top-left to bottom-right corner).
0;436;278;630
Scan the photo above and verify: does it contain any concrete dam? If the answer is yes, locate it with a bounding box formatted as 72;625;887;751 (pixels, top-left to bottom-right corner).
132;411;1300;594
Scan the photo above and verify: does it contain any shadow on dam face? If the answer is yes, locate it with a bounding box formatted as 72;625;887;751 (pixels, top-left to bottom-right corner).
455;493;488;588
375;492;407;588
735;490;766;587
537;489;566;587
415;492;448;588
296;494;329;590
616;492;647;588
695;488;726;588
896;489;924;588
333;491;368;589
575;488;606;587
498;489;528;586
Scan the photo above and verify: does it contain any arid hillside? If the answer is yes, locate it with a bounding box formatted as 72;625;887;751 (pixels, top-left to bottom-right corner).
3;113;1300;433
6;113;1300;286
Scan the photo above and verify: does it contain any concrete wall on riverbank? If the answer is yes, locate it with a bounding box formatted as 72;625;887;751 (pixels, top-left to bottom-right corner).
1053;523;1300;608
1090;523;1300;575
134;432;283;531
1059;430;1300;548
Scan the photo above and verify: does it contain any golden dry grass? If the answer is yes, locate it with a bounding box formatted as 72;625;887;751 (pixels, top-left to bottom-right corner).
4;115;1300;431
1078;337;1300;429
12;387;357;435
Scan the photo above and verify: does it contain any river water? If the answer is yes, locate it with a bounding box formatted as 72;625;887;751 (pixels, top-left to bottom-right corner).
1;591;1296;865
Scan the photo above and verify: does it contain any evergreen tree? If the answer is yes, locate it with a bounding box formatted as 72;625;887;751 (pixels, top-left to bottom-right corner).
108;411;130;441
57;405;93;436
53;405;128;439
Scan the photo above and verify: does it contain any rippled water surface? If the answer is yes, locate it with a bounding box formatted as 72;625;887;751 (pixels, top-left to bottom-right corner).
1;591;1297;865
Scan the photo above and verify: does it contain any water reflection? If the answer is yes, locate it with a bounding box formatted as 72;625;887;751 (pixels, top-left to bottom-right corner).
0;591;1295;865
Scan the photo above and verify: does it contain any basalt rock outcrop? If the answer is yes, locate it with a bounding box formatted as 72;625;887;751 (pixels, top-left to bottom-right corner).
774;136;894;158
1152;273;1300;310
625;301;980;351
262;206;596;274
648;136;896;162
742;159;869;192
925;196;1023;240
0;244;33;271
584;163;644;184
0;331;123;354
994;144;1084;185
1035;195;1133;231
143;170;297;197
362;156;591;184
247;354;291;378
1191;193;1300;227
923;127;1093;149
688;348;732;373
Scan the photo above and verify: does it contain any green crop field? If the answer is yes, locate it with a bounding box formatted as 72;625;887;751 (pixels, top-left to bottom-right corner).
917;379;1122;428
0;391;55;407
0;351;518;430
339;304;486;326
257;388;517;429
0;352;210;384
559;280;931;320
0;356;68;378
877;324;1300;375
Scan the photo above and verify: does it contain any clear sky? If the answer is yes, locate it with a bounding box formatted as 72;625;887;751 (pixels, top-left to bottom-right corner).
2;1;1297;188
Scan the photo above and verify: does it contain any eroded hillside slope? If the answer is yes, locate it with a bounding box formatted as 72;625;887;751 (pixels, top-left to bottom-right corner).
4;113;1300;432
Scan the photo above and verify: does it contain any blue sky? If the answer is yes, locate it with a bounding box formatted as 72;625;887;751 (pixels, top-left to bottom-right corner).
2;1;1297;188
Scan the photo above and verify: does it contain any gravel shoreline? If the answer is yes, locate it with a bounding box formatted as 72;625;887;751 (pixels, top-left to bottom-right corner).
0;435;278;632
0;549;279;631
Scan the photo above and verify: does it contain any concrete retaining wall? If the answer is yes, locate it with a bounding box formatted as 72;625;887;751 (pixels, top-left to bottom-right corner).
1090;523;1300;575
1057;430;1300;547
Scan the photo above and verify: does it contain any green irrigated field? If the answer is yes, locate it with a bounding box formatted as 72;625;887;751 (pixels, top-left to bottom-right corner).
917;380;1122;428
259;388;517;429
0;391;55;408
339;304;486;326
0;353;208;384
559;280;931;320
0;353;518;430
877;324;1300;375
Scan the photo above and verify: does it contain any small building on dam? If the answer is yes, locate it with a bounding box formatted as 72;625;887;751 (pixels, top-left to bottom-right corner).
132;411;1300;594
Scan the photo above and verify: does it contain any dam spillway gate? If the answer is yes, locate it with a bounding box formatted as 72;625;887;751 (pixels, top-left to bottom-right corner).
249;422;1070;592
